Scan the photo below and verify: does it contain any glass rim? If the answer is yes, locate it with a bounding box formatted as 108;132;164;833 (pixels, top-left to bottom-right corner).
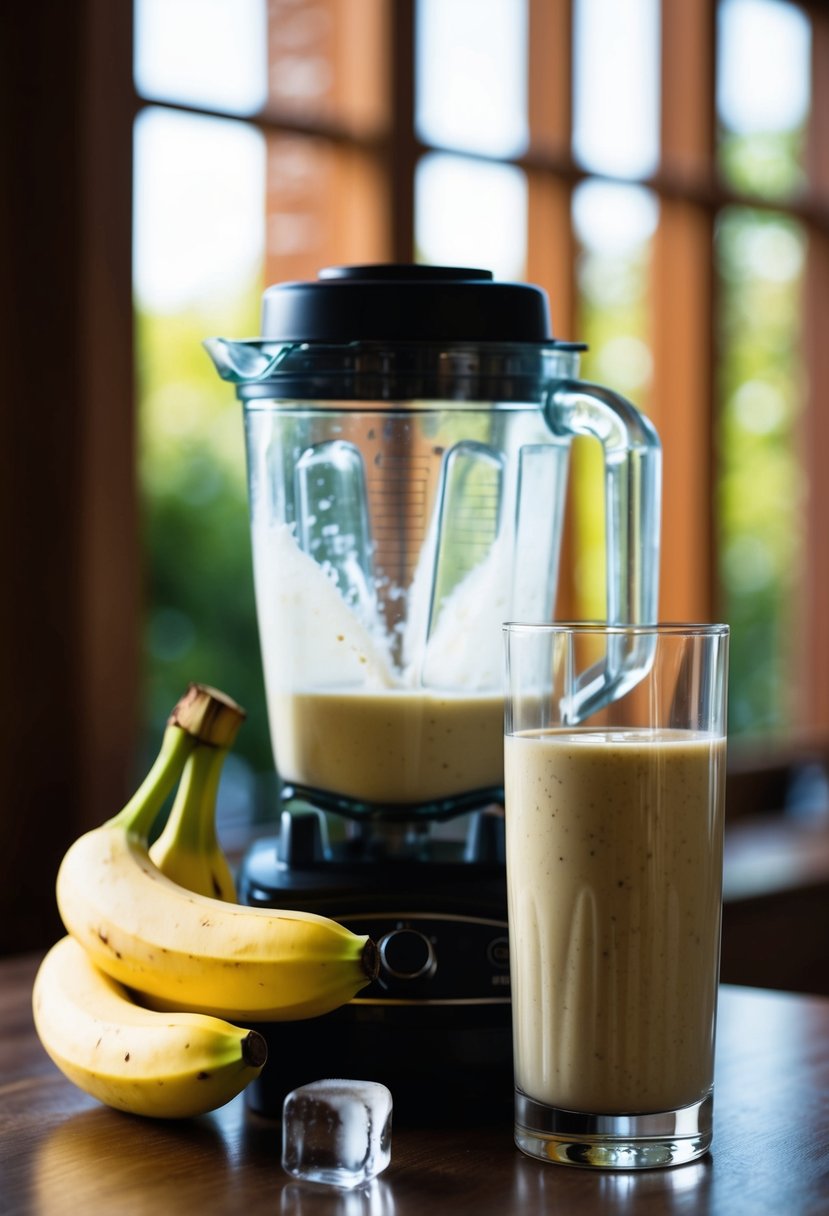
503;621;730;638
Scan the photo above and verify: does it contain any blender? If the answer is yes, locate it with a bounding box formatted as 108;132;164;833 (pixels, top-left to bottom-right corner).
204;265;661;1115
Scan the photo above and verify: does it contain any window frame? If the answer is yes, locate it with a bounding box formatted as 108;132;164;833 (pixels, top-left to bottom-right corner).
0;0;137;951
71;0;829;768
7;0;829;951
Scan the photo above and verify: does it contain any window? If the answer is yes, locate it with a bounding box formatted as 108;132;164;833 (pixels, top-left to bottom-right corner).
7;0;829;952
132;0;829;831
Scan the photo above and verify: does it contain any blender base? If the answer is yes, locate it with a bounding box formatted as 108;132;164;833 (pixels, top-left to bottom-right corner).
236;810;514;1123
244;1002;514;1126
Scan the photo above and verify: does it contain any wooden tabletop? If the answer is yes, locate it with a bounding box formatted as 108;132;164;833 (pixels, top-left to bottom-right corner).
2;951;829;1216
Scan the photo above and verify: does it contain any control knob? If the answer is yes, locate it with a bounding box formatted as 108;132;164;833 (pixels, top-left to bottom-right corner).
377;928;437;981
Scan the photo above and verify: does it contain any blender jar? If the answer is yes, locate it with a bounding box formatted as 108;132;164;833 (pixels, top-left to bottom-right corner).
205;265;661;819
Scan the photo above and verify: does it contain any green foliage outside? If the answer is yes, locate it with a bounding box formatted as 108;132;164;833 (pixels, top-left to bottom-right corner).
716;206;805;736
572;216;654;620
719;129;806;201
135;288;276;819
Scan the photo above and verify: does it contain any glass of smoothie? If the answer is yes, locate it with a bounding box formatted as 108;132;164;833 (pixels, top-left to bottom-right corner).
503;622;729;1169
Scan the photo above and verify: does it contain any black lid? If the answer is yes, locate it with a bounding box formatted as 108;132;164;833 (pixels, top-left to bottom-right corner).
260;264;556;343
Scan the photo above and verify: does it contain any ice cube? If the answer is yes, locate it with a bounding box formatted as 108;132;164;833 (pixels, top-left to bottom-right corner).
282;1079;393;1189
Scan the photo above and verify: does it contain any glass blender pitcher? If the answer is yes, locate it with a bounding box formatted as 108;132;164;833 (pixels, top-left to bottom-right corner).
205;264;661;822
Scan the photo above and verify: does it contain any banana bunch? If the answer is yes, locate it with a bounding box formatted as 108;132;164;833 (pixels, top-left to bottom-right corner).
33;684;378;1119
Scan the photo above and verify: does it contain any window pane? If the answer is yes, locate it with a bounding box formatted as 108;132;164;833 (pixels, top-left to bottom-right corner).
416;0;528;156
716;208;806;737
134;0;268;115
573;0;660;179
717;0;811;198
133;107;273;825
570;180;658;616
415;153;527;279
134;108;265;311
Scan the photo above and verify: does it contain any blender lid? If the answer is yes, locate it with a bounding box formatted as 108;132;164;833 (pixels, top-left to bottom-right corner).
260;264;577;345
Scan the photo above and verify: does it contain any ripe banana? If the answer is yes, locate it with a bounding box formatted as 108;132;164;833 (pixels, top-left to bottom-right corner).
32;935;267;1118
149;741;238;902
56;691;378;1023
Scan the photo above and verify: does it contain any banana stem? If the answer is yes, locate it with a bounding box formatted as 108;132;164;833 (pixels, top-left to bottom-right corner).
170;684;246;748
241;1031;268;1069
161;744;228;854
361;938;380;981
109;685;245;842
110;725;197;840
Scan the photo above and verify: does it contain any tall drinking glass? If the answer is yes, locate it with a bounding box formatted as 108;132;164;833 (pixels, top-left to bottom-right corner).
503;623;729;1169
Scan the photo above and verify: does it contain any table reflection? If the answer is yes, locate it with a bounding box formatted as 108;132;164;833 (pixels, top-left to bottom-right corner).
511;1151;713;1211
33;1105;234;1216
280;1179;395;1216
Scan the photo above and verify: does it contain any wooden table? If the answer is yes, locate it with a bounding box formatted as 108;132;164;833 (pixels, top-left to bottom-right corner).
2;952;828;1216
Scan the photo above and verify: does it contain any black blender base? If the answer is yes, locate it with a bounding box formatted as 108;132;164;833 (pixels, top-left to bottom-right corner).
245;1002;514;1126
237;811;514;1123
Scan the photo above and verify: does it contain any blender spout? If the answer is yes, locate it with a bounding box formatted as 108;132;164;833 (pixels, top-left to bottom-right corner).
202;337;297;383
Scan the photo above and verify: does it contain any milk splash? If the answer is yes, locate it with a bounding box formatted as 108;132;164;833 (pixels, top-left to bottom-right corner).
252;521;510;693
252;523;398;691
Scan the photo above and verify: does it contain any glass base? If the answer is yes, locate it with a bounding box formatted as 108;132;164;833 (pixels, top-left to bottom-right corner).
514;1089;713;1170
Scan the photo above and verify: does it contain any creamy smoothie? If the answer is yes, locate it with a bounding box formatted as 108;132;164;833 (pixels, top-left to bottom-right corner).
505;727;726;1115
251;521;508;805
272;688;504;804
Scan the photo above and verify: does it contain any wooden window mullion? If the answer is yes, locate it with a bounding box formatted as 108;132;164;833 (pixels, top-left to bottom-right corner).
526;0;579;618
388;0;417;263
526;0;576;335
800;8;829;735
651;0;717;622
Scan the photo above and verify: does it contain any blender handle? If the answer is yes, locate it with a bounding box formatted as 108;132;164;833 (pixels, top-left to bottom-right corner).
546;378;662;720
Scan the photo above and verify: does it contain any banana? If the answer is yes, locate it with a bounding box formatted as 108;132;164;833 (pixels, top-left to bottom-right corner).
56;690;378;1023
149;742;238;902
32;936;267;1118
